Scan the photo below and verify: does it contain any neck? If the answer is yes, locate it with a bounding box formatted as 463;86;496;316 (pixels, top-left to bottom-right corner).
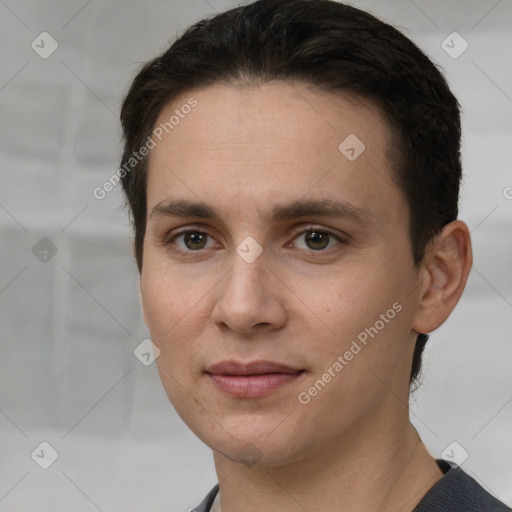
212;413;443;512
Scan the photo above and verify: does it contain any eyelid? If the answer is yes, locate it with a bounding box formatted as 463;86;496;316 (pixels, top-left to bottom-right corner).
164;225;206;242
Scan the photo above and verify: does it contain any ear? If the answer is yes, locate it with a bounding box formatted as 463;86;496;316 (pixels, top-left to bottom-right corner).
412;220;472;334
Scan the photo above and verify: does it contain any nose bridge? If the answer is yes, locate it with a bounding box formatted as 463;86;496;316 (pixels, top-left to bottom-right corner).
226;241;268;300
212;241;286;334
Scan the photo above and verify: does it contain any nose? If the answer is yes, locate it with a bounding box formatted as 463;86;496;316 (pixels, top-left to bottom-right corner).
211;250;287;336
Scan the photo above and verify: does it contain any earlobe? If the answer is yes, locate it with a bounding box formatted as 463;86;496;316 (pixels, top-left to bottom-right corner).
412;220;472;334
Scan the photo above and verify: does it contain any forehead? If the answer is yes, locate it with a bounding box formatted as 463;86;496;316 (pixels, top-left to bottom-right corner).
145;81;404;225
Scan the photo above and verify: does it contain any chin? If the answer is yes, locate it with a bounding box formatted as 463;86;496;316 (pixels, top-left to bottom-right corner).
213;441;292;468
197;416;310;469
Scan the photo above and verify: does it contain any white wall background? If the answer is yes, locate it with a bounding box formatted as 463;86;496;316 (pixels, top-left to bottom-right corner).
0;0;510;510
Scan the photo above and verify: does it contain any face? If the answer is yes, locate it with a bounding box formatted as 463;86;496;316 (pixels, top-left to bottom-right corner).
140;82;424;467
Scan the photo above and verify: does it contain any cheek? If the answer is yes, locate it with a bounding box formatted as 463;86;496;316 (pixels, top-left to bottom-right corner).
140;275;176;340
291;264;398;334
141;270;204;418
140;266;196;378
140;257;222;378
290;258;415;380
140;252;206;337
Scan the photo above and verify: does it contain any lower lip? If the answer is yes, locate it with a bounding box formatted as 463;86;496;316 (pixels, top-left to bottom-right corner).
207;372;303;398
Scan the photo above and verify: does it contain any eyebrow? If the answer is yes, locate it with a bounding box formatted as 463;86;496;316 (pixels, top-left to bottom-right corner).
149;197;374;225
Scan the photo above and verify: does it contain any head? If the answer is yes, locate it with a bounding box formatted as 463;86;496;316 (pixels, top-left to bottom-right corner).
119;0;471;466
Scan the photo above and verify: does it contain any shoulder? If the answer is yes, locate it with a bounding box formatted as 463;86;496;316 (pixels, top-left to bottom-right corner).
414;464;511;512
192;484;219;512
191;468;511;512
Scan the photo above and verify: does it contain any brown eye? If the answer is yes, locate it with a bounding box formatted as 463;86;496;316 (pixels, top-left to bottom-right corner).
305;231;330;250
291;228;343;251
183;232;208;250
169;230;216;251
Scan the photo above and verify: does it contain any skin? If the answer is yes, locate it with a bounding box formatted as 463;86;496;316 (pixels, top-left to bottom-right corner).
139;81;472;511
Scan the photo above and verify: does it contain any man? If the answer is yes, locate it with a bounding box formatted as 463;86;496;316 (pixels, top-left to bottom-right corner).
119;0;510;510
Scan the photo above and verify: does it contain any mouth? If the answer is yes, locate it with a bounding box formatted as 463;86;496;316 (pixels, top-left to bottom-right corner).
205;360;306;398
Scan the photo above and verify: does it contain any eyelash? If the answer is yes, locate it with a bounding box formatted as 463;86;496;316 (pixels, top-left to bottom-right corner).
163;225;347;255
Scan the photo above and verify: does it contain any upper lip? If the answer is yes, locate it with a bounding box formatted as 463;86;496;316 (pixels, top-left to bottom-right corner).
206;360;303;376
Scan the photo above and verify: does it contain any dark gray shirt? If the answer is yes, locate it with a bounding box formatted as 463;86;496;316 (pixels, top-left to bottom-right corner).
193;460;511;511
